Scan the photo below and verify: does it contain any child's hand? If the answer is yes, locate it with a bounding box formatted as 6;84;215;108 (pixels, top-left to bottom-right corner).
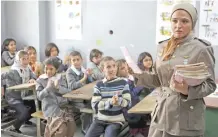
54;80;59;89
63;55;70;65
112;95;118;105
86;68;93;76
28;79;36;83
46;80;55;89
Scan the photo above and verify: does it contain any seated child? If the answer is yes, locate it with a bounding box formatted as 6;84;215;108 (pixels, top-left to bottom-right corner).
5;50;36;133
1;38;17;67
36;57;76;137
87;49;104;80
116;59;150;137
45;43;68;72
85;56;131;137
24;46;43;77
66;51;93;134
137;52;154;100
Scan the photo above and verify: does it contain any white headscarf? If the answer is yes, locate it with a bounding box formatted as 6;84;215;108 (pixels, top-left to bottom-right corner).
11;50;30;84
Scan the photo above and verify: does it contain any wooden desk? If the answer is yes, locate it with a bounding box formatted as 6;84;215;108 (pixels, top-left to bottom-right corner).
63;81;97;100
7;82;41;137
7;83;36;90
128;95;156;114
1;66;11;74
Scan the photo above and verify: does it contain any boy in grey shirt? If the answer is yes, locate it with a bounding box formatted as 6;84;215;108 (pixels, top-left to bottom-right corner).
66;51;93;135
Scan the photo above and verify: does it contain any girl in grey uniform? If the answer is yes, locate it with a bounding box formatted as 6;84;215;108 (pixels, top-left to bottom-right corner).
134;3;216;137
5;50;36;133
36;57;76;137
44;43;68;73
1;38;17;67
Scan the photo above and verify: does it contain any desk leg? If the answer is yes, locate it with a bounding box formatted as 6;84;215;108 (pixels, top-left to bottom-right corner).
33;89;41;137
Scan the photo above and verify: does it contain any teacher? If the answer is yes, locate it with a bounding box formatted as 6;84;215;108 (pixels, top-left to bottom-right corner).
134;3;216;137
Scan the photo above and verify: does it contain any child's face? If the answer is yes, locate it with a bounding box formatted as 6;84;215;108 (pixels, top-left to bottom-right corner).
27;49;37;63
92;55;102;65
143;56;152;70
20;55;29;68
117;62;129;78
7;41;16;53
70;55;83;69
102;60;117;80
50;47;58;57
45;65;57;78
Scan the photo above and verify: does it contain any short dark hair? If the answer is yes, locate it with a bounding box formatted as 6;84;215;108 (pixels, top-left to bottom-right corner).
69;51;82;58
43;56;62;70
137;52;153;72
89;49;103;62
99;56;115;70
24;46;36;53
45;43;59;57
1;38;16;54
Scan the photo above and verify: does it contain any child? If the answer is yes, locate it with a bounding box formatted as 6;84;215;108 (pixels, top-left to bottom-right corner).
45;43;68;72
116;59;150;137
137;52;153;73
85;56;131;137
24;46;43;77
137;52;154;100
87;49;104;80
5;50;36;133
66;51;93;134
36;57;76;137
1;38;17;67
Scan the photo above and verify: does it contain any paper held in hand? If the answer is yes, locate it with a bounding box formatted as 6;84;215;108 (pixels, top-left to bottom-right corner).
120;46;142;74
174;62;211;86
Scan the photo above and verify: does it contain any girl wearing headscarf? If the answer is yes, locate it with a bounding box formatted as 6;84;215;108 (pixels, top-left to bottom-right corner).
5;50;37;133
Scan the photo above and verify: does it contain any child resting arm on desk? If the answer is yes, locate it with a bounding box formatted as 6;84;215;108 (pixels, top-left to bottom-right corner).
5;50;36;133
36;57;76;137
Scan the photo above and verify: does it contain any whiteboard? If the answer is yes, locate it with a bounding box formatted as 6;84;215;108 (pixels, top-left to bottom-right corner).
199;0;218;46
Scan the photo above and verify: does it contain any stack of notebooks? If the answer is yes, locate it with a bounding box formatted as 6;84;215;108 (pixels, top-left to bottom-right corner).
174;62;211;86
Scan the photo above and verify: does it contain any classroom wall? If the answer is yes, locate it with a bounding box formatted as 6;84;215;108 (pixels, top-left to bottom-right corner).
1;1;218;78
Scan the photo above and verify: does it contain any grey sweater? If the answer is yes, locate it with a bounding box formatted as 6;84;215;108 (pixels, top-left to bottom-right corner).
1;51;16;67
5;69;36;105
36;74;71;117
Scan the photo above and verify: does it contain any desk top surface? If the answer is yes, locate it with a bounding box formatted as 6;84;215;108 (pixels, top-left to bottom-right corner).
7;83;36;90
128;95;156;114
63;81;97;100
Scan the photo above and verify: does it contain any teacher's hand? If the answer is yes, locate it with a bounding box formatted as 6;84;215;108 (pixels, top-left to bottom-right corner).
170;75;188;95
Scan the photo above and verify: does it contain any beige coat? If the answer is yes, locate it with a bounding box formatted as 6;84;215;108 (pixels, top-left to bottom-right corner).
134;33;216;136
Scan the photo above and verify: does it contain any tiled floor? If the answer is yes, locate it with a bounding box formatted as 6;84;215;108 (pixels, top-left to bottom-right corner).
1;118;84;137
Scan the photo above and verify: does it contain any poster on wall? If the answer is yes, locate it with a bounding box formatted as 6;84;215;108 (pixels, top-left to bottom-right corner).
55;0;82;40
156;0;196;44
199;0;218;46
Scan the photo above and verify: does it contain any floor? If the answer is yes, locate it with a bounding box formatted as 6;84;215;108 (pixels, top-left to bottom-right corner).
1;118;84;137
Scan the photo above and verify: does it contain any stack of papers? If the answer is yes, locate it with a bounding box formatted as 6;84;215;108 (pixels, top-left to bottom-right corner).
174;62;211;86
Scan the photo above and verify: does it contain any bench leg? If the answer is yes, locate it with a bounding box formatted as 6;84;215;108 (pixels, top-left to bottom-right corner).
32;89;41;137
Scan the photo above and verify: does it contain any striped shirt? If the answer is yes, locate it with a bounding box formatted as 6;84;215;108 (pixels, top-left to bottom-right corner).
92;77;131;123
